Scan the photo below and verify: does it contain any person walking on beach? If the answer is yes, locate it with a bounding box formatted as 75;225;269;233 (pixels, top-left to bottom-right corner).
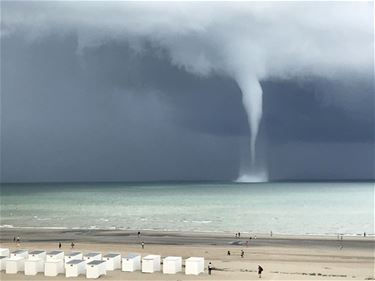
58;242;62;249
16;236;20;247
71;241;75;249
258;265;263;278
227;250;231;256
141;241;145;249
238;232;241;238
240;250;244;258
208;262;213;275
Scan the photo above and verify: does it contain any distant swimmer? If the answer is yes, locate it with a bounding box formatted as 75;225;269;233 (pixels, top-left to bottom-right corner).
258;265;263;278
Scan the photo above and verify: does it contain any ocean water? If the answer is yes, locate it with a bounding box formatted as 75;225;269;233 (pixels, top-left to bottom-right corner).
0;182;373;235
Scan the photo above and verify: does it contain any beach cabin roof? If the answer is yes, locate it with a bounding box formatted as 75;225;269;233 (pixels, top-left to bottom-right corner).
143;255;159;259
85;252;101;257
47;250;63;255
186;257;204;261
66;260;84;265
67;252;81;257
164;256;181;260
126;253;140;259
103;253;120;258
87;260;105;266
11;250;27;254
29;250;45;255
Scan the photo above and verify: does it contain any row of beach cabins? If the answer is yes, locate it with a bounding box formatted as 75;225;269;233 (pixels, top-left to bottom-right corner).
0;248;205;278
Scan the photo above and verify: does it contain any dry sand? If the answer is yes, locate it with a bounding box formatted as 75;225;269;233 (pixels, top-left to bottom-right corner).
0;228;374;280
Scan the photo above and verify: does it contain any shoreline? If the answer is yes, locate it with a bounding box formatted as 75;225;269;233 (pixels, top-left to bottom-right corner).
1;226;373;239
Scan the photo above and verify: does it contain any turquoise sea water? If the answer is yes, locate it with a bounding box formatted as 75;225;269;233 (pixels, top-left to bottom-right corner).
0;182;373;235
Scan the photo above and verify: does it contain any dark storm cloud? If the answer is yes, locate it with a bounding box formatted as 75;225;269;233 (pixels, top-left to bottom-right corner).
1;1;374;182
1;33;243;182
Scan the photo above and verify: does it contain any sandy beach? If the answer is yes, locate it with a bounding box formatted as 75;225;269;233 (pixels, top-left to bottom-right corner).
0;228;373;280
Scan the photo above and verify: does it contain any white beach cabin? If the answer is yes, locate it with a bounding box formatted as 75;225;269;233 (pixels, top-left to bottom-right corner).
5;257;25;274
142;255;161;273
44;260;64;276
44;250;65;276
185;257;204;275
6;250;28;274
83;252;102;264
163;256;182;274
0;256;8;271
103;253;121;270
46;250;64;261
65;259;86;277
121;253;141;272
86;260;106;279
0;248;10;257
24;250;46;276
65;252;83;265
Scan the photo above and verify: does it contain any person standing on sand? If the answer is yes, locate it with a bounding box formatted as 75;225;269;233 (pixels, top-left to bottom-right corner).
137;231;141;238
58;242;62;249
208;262;212;275
13;236;16;243
258;265;263;278
71;241;75;249
16;236;20;247
240;250;244;258
227;250;231;256
141;241;145;249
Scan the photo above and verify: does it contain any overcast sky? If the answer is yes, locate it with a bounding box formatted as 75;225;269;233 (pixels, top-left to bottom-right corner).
1;1;374;182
